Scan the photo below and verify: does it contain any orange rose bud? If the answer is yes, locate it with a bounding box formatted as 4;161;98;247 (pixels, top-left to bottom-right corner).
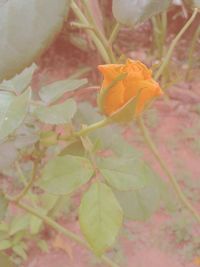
98;59;163;117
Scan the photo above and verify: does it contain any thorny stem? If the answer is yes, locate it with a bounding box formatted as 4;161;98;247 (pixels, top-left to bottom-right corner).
138;117;200;224
155;8;199;80
71;1;110;63
7;199;119;267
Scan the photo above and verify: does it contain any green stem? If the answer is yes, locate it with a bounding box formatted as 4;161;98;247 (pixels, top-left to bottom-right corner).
9;200;119;267
15;161;28;186
67;66;91;80
75;118;110;137
109;22;121;45
71;1;111;63
14;160;39;202
155;8;199;80
151;12;167;60
161;11;167;46
151;16;160;52
70;21;94;30
185;25;200;80
138;117;200;224
82;0;116;63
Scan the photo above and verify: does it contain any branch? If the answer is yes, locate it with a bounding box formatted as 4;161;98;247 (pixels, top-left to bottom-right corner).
138;117;200;224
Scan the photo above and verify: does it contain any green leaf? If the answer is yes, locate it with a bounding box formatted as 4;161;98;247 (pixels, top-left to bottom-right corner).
79;182;123;256
39;78;88;104
0;229;8;241
59;139;85;157
0;0;70;82
29;212;45;236
0;222;9;232
0;240;12;250
49;195;71;217
0;89;31;141
0;253;15;267
0;64;37;94
115;172;163;221
39;131;58;146
98;159;154;191
34;99;77;125
13;244;27;260
9;215;30;236
37;240;49;253
12;232;26;246
112;0;171;26
0;92;14;114
0;193;8;221
39;155;94;195
108;135;142;158
29;194;58;235
0;142;18;169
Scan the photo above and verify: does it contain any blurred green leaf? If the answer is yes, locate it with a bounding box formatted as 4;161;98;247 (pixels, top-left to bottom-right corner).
79;182;123;256
37;240;49;253
0;227;9;240
12;232;26;246
0;193;8;221
0;89;31;141
30;194;58;235
108;135;142;158
0;0;70;82
75;103;102;125
0;142;18;169
9;215;30;236
59;139;85;157
98;159;154;191
0;253;15;267
29;211;44;236
0;240;12;250
39;155;94;195
34;99;77;125
49;195;71;218
14;122;39;149
0;92;14;114
0;222;9;232
40;131;58;146
115;172;163;221
39;78;88;104
112;0;171;26
0;64;37;94
13;244;27;260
